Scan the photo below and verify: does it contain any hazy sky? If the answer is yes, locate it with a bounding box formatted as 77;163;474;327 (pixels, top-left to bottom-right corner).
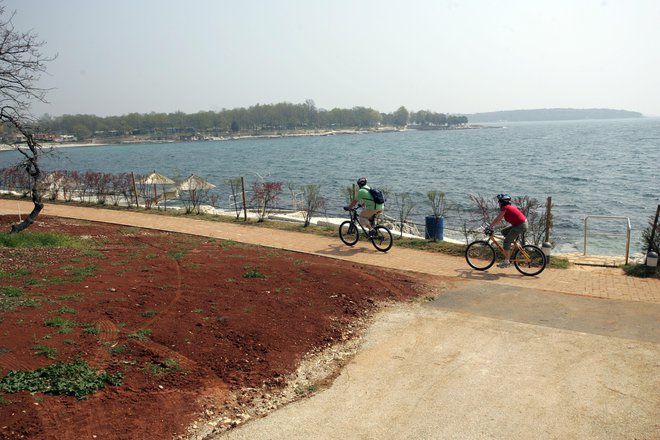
5;0;660;117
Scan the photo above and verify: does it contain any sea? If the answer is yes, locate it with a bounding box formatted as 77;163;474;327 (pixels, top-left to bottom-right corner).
1;118;659;258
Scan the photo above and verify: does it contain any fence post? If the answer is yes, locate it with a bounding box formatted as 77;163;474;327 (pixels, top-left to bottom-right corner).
131;172;139;207
544;196;552;243
240;176;248;221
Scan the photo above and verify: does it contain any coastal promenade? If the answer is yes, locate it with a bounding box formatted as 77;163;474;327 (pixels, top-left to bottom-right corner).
1;199;658;303
2;200;659;439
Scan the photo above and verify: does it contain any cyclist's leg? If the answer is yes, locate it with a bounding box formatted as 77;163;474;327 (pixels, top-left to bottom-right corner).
503;221;528;261
500;226;517;264
360;209;383;237
359;209;379;229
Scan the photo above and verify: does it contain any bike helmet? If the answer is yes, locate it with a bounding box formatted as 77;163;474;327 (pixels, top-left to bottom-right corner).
496;193;511;204
357;177;367;187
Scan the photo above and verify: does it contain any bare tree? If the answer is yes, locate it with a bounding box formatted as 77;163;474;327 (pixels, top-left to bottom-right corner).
513;195;550;246
251;181;282;222
285;181;301;211
468;193;498;225
300;184;325;227
341;185;355;205
0;3;56;233
392;192;416;238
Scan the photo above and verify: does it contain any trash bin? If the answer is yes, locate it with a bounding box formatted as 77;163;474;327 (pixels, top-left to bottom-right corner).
425;216;444;240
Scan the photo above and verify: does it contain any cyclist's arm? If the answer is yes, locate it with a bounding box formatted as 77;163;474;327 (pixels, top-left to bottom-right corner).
489;211;505;229
346;199;359;209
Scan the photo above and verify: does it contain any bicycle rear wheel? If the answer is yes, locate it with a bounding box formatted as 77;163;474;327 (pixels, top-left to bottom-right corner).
465;240;496;270
339;221;359;246
370;225;393;252
513;245;546;276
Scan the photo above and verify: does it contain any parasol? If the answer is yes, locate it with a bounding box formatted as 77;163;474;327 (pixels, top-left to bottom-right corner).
139;171;175;207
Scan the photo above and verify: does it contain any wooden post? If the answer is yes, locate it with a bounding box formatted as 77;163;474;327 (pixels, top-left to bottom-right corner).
240;176;248;221
544;196;552;243
131;172;139;207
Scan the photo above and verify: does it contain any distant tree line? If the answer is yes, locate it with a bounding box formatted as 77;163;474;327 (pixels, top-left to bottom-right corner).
467;108;643;123
1;100;468;142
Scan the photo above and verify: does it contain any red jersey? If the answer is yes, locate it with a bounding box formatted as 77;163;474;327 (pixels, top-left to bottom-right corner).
502;204;526;226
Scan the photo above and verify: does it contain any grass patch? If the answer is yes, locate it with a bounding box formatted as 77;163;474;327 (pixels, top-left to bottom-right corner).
0;231;91;248
127;328;152;341
0;286;36;311
58;293;82;300
82;324;100;335
57;306;77;314
0;359;123;399
0;268;31;279
64;265;98;280
548;256;570;269
144;358;182;377
32;345;58;359
395;237;467;256
622;264;659;279
44;316;77;334
0;286;23;297
141;310;159;318
168;249;188;261
81;249;106;259
243;270;265;278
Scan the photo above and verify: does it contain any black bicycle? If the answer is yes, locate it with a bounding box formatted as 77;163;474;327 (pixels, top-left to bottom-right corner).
339;207;393;252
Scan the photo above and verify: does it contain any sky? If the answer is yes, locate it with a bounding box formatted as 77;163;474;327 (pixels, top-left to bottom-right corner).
4;0;660;117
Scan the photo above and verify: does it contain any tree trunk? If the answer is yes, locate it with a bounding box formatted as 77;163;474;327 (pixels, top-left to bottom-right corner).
2;111;44;234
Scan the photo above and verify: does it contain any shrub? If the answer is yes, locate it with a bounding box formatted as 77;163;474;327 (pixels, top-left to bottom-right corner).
0;359;123;399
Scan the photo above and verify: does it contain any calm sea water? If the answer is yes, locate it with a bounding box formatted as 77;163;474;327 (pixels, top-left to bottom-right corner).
1;118;659;256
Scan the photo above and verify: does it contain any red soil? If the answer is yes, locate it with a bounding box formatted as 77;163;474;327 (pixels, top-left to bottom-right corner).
0;215;426;439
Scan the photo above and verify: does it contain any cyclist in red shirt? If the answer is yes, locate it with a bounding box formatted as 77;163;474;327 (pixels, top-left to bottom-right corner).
488;194;528;268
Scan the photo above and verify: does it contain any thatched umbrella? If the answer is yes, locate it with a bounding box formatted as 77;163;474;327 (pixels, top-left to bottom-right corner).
139;171;175;207
177;175;216;213
177;174;216;191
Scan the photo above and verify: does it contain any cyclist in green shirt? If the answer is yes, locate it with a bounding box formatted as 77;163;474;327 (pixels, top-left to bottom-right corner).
344;177;384;237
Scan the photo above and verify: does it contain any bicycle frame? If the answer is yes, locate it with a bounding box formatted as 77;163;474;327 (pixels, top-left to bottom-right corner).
485;233;533;263
465;228;546;275
348;208;377;235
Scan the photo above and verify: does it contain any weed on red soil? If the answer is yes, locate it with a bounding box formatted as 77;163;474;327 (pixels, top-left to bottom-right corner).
0;215;426;439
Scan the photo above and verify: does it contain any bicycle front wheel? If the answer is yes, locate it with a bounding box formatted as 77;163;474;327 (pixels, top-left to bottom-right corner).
465;240;496;270
513;245;546;276
370;225;393;252
339;221;359;246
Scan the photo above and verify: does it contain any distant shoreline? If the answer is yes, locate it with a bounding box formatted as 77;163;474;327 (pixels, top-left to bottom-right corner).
0;124;492;152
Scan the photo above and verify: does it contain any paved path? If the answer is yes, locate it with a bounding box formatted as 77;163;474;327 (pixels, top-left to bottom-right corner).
218;285;660;440
1;200;658;304
2;201;659;439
